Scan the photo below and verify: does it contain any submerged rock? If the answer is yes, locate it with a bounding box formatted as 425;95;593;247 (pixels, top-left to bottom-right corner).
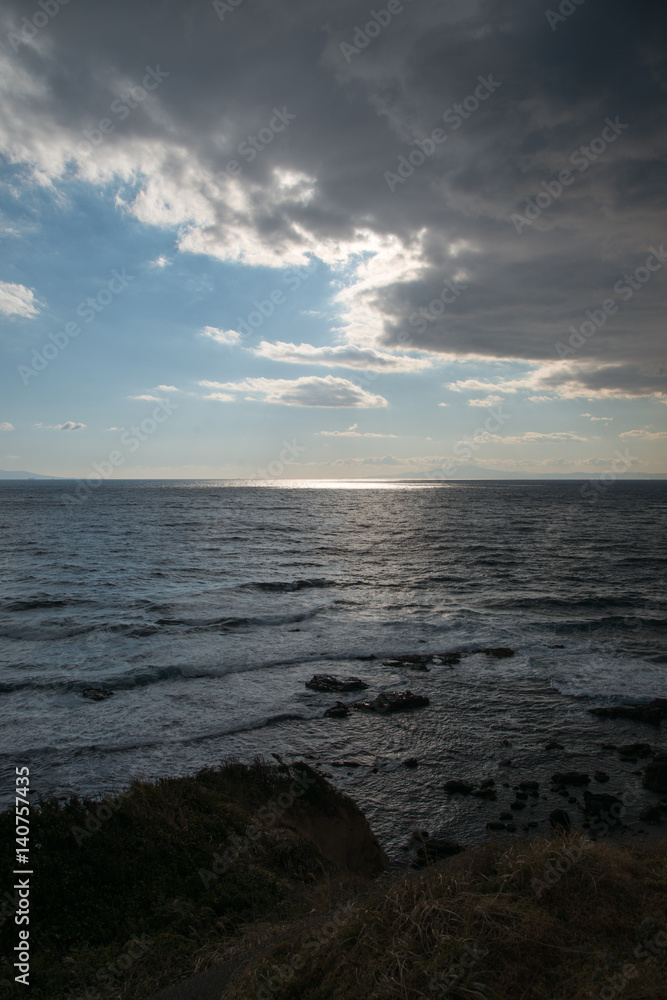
617;742;653;759
642;755;667;793
544;741;565;751
551;771;590;787
589;699;667;726
482;647;515;658
471;787;497;800
82;688;114;701
353;690;430;714
306;674;368;693
594;770;610;783
444;779;474;795
404;757;419;768
323;702;350;718
582;790;623;819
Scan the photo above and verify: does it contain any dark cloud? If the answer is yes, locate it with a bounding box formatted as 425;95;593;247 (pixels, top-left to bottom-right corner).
1;0;666;395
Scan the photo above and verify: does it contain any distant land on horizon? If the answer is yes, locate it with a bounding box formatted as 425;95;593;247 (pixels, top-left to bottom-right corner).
1;470;666;482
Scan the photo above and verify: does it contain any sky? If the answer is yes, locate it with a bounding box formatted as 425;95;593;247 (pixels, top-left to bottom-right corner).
0;0;665;480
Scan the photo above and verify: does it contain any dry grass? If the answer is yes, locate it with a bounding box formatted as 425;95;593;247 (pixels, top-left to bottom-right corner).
225;835;667;1000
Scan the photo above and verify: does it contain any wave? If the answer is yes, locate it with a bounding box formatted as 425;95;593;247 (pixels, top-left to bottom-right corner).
2;597;93;612
240;578;364;592
0;605;325;641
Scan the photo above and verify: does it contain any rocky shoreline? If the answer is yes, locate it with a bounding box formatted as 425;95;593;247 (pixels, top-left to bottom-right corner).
303;651;667;866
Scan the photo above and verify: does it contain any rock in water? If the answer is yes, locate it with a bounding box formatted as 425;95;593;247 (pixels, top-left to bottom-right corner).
82;688;114;701
482;647;514;658
582;791;623;819
356;690;430;714
323;702;350;718
589;699;667;726
639;805;662;824
617;742;652;759
549;809;572;832
306;674;368;692
551;771;590;786
444;779;474;795
642;755;667;793
594;770;610;783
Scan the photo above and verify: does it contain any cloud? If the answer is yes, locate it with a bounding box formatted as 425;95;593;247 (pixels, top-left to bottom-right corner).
619;428;667;440
483;431;588;444
200;326;241;346
252;341;432;372
467;395;503;408
129;394;163;402
0;281;40;319
204;392;235;402
0;422;14;431
581;413;613;422
199;375;387;407
318;423;397;437
149;256;171;268
0;0;665;400
36;421;86;431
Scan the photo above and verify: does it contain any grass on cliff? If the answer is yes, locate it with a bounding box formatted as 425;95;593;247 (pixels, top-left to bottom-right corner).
0;759;358;1000
226;834;667;1000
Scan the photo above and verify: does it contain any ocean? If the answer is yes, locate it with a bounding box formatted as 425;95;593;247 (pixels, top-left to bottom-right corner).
2;479;666;857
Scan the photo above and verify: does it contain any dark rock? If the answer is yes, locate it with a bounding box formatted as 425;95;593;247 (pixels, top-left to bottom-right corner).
356;654;377;661
499;812;514;821
519;781;539;791
499;758;514;767
502;739;512;747
510;800;526;810
482;647;514;658
412;838;464;868
306;674;368;693
502;782;510;788
549;809;572;832
547;644;565;648
515;791;528;801
642;755;667;794
323;701;350;718
594;770;610;783
618;742;652;759
369;690;430;714
480;778;496;788
444;779;474;795
404;758;419;769
528;821;539;828
408;662;430;671
544;741;564;751
486;821;506;831
568;796;577;804
551;771;590;786
589;699;667;726
471;787;497;800
582;790;623;819
82;688;114;701
639;805;662;824
506;823;517;832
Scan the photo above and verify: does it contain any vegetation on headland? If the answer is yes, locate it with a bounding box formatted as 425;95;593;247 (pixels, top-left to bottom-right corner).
0;760;666;1000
